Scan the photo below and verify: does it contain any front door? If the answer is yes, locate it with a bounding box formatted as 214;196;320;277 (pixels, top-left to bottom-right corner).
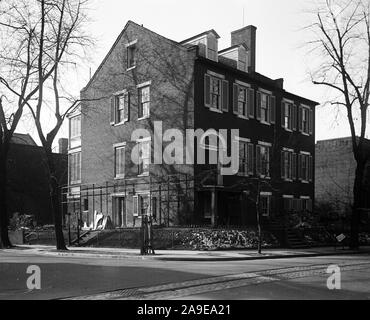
114;197;125;227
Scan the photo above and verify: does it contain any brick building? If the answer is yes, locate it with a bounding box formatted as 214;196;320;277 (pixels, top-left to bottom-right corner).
67;21;317;229
315;137;370;215
7;134;68;225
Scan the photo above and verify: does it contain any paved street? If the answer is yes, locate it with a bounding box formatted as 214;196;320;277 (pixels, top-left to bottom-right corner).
0;247;369;300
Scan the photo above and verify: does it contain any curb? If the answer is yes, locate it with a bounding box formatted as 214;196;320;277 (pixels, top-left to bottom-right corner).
155;250;370;261
25;248;370;262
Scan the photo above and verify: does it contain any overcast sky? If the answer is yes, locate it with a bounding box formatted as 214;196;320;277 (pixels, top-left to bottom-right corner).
18;0;369;149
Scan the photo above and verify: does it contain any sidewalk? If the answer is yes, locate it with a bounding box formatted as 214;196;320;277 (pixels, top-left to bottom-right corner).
6;244;370;261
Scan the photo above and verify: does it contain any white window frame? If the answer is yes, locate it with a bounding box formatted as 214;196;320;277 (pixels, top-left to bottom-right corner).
133;192;153;217
69;114;81;149
126;40;138;70
68;150;81;185
299;151;311;183
138;84;150;120
137;138;151;177
114;142;126;179
260;192;272;217
257;142;271;179
282;99;294;132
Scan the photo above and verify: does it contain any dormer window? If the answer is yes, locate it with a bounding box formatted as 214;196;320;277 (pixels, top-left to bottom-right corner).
181;30;220;62
219;45;248;72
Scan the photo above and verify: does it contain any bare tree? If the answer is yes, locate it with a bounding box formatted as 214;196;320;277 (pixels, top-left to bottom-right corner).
1;0;92;250
0;0;58;248
308;0;369;248
26;0;92;250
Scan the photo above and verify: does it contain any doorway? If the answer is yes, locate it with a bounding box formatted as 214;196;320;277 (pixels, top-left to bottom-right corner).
114;197;126;227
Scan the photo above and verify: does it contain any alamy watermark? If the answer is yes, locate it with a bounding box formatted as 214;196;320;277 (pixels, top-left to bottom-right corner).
130;122;240;176
326;265;341;290
26;265;41;290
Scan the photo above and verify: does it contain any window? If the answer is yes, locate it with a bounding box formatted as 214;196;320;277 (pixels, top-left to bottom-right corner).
298;153;313;182
239;141;254;176
281;149;297;181
210;77;221;110
257;91;275;125
261;93;269;123
138;140;150;176
114;145;125;178
282;101;296;131
133;194;154;217
204;73;229;112
69;151;81;184
127;43;136;69
69;115;81;149
83;199;89;211
301;197;313;212
238;86;247;116
260;193;272;217
138;86;150;119
299;105;313;135
256;144;271;178
233;83;254;118
110;92;129;125
283;196;293;212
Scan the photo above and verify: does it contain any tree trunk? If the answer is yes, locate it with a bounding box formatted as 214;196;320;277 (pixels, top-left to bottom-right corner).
45;150;67;251
350;160;366;249
0;149;12;248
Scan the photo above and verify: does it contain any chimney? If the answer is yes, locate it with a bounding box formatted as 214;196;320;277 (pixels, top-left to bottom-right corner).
231;25;257;72
58;138;68;154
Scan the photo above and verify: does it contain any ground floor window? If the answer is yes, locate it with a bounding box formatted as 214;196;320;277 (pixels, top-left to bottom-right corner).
260;192;272;216
133;194;156;217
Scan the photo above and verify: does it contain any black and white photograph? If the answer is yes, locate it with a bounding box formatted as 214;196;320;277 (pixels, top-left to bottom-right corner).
0;0;369;309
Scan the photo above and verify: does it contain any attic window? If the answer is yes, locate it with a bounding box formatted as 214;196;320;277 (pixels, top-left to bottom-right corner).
184;33;218;62
126;40;137;69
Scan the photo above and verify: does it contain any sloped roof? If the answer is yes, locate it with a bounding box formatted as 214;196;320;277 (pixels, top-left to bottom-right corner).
10;133;37;146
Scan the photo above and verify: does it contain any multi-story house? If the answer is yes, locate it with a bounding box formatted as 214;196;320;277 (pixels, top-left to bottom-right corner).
66;21;318;229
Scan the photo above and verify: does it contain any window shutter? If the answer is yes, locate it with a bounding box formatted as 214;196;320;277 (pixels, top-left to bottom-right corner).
204;74;211;108
292;153;297;180
309;155;313;182
270;96;276;124
248;143;254;175
110;96;116;125
256;91;261;120
133;196;139;216
281;102;285;128
308;199;313;212
298;106;303;132
281;151;285;179
298;154;302;180
256;145;261;176
124;93;130;122
247;88;255;118
221;80;229;112
292;104;297;131
233;83;239;114
309;109;313;135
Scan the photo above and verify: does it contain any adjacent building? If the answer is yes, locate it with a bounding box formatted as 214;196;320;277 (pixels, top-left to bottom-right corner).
315;137;370;215
7;134;68;225
66;21;318;229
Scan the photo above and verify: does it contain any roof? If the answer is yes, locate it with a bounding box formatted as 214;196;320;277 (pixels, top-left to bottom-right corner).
10;133;37;146
218;44;248;54
82;20;187;93
180;29;220;44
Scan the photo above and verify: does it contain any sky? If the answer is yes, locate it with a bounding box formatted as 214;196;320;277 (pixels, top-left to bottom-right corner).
16;0;369;150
